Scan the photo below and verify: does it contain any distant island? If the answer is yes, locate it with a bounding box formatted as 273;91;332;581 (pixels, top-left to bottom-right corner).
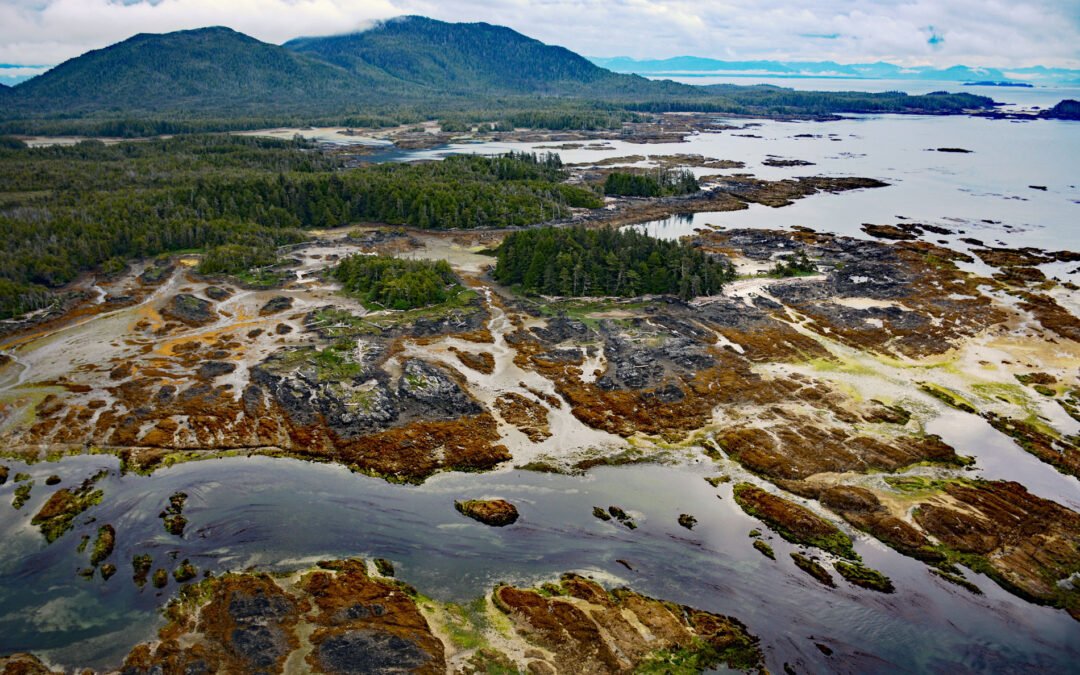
590;55;1080;87
964;81;1034;87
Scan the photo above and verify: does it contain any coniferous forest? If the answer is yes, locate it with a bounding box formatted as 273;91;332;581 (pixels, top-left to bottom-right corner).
494;225;736;300
0;138;598;318
332;255;460;310
603;168;700;197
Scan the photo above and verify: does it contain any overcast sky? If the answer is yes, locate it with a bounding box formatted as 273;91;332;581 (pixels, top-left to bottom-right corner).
2;0;1079;83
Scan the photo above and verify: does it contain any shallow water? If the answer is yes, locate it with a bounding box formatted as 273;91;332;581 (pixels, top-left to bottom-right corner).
1;455;1078;672
356;114;1080;284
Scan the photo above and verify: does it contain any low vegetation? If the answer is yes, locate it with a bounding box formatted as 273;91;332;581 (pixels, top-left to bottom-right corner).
768;250;817;277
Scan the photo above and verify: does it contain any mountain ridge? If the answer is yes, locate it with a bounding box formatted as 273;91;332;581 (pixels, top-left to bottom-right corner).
284;16;697;98
4;26;388;115
0;16;999;133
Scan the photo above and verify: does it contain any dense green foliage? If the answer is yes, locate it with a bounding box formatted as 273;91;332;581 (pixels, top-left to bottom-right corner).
603;169;699;197
195;243;283;276
769;251;817;277
494;226;735;299
0;17;995;135
286;16;619;94
332;255;459;309
0;137;596;319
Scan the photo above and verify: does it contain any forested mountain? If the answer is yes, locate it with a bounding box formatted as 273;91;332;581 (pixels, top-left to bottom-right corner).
0;16;997;133
289;16;606;93
3;27;398;116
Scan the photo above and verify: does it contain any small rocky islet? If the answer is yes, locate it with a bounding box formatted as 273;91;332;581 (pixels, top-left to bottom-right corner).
0;153;1078;671
0;559;765;674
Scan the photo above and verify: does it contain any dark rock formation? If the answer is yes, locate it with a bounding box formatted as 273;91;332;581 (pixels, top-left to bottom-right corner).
160;294;215;326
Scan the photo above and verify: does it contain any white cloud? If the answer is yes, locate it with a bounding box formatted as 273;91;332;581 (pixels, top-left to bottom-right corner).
1;0;1078;70
0;0;398;65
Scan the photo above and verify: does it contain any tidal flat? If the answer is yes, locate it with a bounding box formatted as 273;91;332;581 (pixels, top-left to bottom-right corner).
1;117;1079;673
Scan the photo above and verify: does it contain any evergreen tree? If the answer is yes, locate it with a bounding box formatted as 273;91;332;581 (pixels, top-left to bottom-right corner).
494;226;734;300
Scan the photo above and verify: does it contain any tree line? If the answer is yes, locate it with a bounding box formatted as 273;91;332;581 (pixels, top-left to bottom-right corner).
603;168;700;197
494;225;735;300
0;137;599;319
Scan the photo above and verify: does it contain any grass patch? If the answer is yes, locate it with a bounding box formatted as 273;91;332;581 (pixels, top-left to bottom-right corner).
311;288;481;338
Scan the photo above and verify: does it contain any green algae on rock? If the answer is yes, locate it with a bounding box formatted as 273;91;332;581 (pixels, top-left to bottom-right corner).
29;471;107;542
373;558;395;577
733;483;857;560
89;524;115;567
132;554;153;587
160;491;188;536
12;480;33;510
834;561;895;593
753;540;776;560
791;553;835;588
172;559;197;583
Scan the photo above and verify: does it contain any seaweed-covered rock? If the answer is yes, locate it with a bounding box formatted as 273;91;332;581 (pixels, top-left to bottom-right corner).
196;361;237;380
160;490;189;536
30;472;106;542
259;295;294;316
132;554;153;587
161;294;215;326
173;559;198;583
733;483;857;560
493;573;763;673
791;553;835;587
89;524;115;566
204;286;232;301
373;558;395;577
455;499;519;526
834;561;894;593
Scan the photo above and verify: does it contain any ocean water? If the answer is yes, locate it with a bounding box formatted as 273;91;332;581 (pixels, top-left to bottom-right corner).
381;113;1080;282
2;455;1078;673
